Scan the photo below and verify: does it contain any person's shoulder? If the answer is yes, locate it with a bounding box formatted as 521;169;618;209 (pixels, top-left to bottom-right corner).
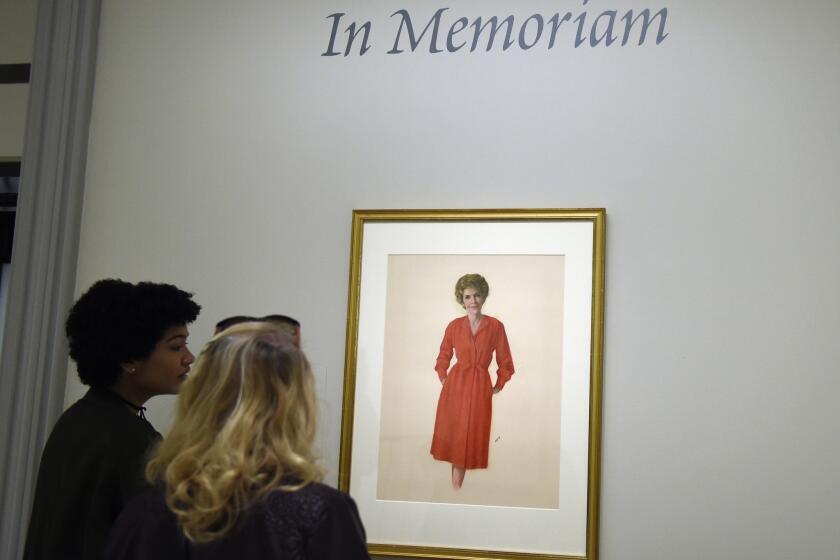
123;485;169;514
484;315;510;335
40;392;116;446
484;315;504;327
446;316;466;329
299;482;355;504
302;483;363;527
105;486;182;560
263;483;357;528
267;482;352;509
84;390;160;436
49;391;98;426
117;486;174;530
46;391;160;460
259;483;368;559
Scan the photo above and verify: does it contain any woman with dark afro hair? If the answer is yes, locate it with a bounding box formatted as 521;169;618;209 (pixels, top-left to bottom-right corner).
24;279;201;560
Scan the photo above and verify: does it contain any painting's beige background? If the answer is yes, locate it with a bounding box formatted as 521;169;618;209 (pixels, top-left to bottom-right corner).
377;255;565;508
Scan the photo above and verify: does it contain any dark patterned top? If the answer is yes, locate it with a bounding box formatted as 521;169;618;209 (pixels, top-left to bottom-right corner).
104;482;371;560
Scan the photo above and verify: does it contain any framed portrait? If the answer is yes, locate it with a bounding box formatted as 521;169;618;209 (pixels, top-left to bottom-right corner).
339;209;606;560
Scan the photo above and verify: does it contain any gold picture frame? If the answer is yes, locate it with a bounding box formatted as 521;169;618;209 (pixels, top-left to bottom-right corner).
340;209;606;560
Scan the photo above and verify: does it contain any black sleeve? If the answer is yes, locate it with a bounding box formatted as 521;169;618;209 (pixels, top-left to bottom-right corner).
116;430;161;505
104;488;187;560
305;492;371;560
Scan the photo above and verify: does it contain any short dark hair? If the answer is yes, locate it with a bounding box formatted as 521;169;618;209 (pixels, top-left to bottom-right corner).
215;314;300;335
214;315;256;333
66;279;201;389
261;314;300;339
260;314;300;327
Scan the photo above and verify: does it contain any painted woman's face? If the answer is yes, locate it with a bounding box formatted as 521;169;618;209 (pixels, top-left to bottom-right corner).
461;287;484;315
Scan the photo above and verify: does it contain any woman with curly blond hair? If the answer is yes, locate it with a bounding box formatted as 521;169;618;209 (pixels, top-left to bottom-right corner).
105;322;370;559
431;273;515;489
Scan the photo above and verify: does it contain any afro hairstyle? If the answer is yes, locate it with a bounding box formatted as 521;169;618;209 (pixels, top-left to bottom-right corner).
65;279;201;389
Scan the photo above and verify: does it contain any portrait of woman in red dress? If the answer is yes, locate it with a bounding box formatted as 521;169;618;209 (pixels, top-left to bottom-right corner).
431;273;515;489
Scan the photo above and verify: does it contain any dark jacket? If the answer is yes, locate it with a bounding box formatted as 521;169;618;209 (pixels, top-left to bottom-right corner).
23;388;161;560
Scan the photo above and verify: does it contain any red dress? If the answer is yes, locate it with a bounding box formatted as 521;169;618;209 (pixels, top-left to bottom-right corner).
430;315;514;470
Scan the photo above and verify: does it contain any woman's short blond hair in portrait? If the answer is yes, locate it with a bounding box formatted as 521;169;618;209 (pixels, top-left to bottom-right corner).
454;273;490;306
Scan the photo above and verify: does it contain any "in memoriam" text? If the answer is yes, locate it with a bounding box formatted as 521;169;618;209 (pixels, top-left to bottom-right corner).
322;1;669;57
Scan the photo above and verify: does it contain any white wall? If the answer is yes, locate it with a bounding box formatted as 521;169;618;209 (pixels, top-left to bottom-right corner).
66;1;839;558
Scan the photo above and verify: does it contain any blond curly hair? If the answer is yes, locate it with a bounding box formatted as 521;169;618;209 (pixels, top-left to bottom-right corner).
146;321;323;543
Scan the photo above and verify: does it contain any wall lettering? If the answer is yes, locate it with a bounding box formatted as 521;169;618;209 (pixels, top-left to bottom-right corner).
321;1;670;57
